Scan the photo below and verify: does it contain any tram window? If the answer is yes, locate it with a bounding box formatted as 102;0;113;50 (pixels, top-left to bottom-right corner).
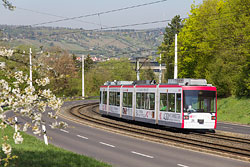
109;92;115;105
116;92;120;106
128;92;133;108
183;90;216;113
176;93;181;113
210;98;215;113
160;93;167;111
145;94;150;110
168;93;175;112
136;93;141;109
123;92;133;108
136;93;155;110
100;91;102;103
109;92;112;105
123;92;128;107
149;93;155;110
103;91;107;104
141;93;145;109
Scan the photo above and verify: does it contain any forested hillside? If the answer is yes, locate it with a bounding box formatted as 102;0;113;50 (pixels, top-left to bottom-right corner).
0;25;163;59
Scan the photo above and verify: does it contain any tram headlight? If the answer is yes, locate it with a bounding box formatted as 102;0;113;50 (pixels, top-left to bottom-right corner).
211;116;216;120
183;115;189;120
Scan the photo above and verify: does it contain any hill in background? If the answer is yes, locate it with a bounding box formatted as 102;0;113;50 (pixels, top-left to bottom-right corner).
0;25;164;59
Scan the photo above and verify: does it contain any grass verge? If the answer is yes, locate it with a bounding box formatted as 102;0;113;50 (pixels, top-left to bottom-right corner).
217;96;250;125
0;124;111;167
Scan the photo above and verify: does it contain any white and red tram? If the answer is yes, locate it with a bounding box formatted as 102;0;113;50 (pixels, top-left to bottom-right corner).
99;79;217;130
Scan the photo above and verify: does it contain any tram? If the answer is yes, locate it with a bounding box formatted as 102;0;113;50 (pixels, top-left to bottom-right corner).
99;79;217;129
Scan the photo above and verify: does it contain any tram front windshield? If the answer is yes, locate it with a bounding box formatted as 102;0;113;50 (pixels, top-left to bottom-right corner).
183;90;216;113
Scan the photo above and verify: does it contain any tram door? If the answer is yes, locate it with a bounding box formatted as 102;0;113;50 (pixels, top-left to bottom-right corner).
158;87;182;128
121;88;134;120
99;87;108;115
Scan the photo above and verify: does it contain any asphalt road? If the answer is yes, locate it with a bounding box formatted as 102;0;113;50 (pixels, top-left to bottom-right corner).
217;122;250;135
4;100;250;167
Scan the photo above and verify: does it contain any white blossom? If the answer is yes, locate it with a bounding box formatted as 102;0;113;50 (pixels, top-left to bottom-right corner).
23;123;30;132
48;112;53;118
0;114;6;120
37;101;47;112
0;122;7;129
2;143;12;155
12;88;20;95
32;126;41;135
32;113;42;123
48;95;63;111
20;108;30;115
58;121;68;129
0;48;13;57
13;132;23;144
51;121;58;129
51;121;68;129
42;89;52;98
35;77;50;86
25;86;35;95
48;112;58;119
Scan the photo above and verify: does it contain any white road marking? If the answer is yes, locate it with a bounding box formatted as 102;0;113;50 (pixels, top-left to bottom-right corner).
131;151;154;159
177;164;189;167
60;129;69;133
77;135;88;139
99;142;115;148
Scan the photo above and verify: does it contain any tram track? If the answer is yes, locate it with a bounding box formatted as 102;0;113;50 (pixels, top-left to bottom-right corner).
67;102;250;162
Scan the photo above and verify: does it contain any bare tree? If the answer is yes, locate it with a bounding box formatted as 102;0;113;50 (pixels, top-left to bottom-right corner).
41;47;77;96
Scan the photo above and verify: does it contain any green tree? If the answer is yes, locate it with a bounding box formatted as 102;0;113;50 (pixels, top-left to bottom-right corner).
235;55;250;97
140;61;156;81
158;15;183;80
85;59;136;96
176;0;250;97
84;54;94;72
140;68;155;81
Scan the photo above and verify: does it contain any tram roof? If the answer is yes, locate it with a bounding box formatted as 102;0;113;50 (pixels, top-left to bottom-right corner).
102;78;213;87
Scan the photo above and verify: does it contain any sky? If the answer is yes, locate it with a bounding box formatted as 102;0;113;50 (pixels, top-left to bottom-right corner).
0;0;203;30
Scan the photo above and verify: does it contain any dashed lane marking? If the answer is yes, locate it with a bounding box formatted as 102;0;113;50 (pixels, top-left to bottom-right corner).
77;135;88;139
60;129;69;133
177;164;189;167
99;142;115;148
131;151;154;159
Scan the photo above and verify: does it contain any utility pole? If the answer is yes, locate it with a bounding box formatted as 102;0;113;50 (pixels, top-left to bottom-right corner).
174;34;178;79
82;55;85;98
29;48;32;87
136;58;140;81
159;53;162;84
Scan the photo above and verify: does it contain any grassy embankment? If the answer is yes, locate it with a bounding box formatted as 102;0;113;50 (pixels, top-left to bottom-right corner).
0;124;111;167
217;96;250;125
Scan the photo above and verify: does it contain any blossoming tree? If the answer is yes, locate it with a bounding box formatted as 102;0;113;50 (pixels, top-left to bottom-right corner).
0;47;68;166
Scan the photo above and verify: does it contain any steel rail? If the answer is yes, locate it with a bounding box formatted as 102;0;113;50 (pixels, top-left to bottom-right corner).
91;104;250;145
67;103;250;161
